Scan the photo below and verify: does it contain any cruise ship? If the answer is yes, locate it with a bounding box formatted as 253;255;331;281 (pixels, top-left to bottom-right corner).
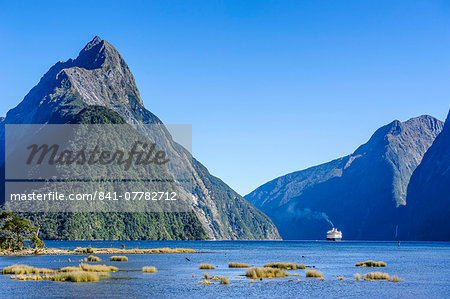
326;228;342;241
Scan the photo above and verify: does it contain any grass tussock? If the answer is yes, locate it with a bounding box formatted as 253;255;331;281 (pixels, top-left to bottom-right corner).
87;255;101;262
199;264;215;269
228;262;250;268
220;277;229;284
2;264;55;275
338;276;344;280
52;271;99;282
110;256;128;262
264;262;305;270
355;260;387;267
79;263;118;272
363;272;390;281
305;269;324;278
390;275;403;282
245;267;289;279
11;274;53;281
142;266;157;273
354;273;361;281
60;266;82;272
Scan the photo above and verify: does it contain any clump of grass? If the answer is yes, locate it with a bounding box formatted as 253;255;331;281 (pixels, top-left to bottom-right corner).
199;264;215;269
87;255;101;262
52;271;99;282
355;260;387;267
203;273;212;280
79;263;118;272
264;262;305;270
338;276;344;280
110;256;128;262
305;269;324;278
60;266;82;272
2;264;55;275
10;274;52;281
245;267;289;279
198;279;213;285
354;273;361;281
220;277;229;285
142;266;157;273
228;262;250;268
390;275;403;282
363;272;390;281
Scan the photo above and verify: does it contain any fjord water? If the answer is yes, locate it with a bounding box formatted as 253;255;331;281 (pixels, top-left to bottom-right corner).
0;241;448;298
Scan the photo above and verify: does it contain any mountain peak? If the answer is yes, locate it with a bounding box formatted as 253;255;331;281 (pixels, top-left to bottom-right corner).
75;36;120;70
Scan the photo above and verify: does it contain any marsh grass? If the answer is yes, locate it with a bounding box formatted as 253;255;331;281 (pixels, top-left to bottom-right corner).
199;264;215;269
79;263;118;272
245;267;288;279
10;274;52;281
355;260;387;267
220;277;229;285
110;256;128;262
228;262;250;268
363;272;390;281
390;275;403;282
60;266;82;272
264;262;305;270
87;255;101;262
354;273;361;281
2;265;55;275
52;271;99;282
305;269;324;278
142;266;157;273
338;276;344;280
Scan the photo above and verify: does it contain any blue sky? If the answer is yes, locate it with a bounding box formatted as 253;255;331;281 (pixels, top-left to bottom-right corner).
1;0;449;195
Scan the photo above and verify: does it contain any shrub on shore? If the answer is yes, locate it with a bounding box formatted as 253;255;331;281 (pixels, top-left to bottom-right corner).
228;262;250;268
199;264;215;269
264;262;305;270
245;267;288;279
87;255;101;262
363;272;390;281
110;256;128;262
2;264;55;274
305;269;324;278
355;260;386;267
142;266;157;273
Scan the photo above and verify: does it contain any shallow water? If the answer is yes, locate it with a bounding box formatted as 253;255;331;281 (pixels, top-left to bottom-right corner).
0;241;449;298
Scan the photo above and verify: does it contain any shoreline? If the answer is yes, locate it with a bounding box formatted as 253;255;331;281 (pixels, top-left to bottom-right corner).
0;247;197;256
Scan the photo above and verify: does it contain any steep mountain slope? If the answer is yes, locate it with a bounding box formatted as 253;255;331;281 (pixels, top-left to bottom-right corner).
400;110;450;240
246;116;443;240
1;36;280;240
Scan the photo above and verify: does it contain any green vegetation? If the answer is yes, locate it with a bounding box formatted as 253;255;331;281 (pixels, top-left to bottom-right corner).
87;255;101;262
0;212;44;251
228;262;250;268
245;267;289;279
110;256;128;262
354;273;361;281
2;264;55;274
305;269;324;278
363;272;390;281
355;260;387;267
199;264;215;269
142;266;157;273
264;262;305;270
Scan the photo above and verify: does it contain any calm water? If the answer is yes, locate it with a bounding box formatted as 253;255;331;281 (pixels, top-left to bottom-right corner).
0;241;449;298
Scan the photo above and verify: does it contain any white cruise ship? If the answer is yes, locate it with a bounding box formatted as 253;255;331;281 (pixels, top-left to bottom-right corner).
326;228;342;241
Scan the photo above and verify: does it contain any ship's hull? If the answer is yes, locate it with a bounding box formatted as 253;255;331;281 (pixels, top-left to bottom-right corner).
326;237;342;241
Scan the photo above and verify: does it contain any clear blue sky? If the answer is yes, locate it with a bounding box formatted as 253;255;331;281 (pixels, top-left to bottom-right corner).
1;1;449;195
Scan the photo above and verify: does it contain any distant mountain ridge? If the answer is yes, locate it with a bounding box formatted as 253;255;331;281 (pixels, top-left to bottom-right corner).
246;115;443;240
0;36;280;240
